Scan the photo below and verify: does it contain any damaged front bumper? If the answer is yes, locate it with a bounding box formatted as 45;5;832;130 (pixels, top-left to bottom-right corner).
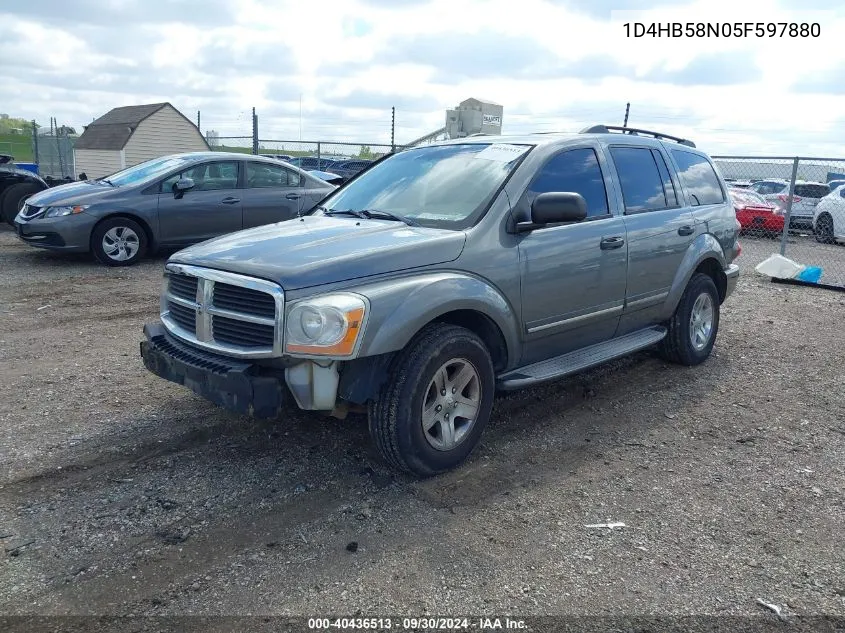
140;322;289;418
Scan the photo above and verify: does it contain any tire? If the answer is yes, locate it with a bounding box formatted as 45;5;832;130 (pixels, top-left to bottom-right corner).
368;323;495;477
1;181;45;225
658;273;720;366
91;217;148;266
815;214;835;244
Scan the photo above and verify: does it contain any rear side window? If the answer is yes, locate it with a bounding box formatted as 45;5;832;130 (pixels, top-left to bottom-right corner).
752;181;787;195
670;150;725;206
528;147;610;218
609;146;671;213
794;184;830;198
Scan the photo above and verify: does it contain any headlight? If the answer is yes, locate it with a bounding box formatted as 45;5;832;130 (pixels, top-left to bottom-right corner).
44;205;89;217
285;293;368;357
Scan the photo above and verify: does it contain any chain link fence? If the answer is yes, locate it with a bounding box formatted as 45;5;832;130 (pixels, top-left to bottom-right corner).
34;131;75;179
714;156;845;290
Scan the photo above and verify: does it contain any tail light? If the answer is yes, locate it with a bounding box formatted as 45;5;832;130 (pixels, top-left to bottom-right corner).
777;194;802;204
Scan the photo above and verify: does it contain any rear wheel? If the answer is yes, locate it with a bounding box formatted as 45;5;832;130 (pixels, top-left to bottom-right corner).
91;217;148;266
815;214;835;244
368;323;495;477
658;273;720;366
1;181;45;224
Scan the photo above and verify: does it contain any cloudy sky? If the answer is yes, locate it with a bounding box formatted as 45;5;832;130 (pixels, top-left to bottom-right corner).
1;0;843;155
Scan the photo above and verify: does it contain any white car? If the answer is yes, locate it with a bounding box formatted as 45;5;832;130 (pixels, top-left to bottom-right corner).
813;185;845;244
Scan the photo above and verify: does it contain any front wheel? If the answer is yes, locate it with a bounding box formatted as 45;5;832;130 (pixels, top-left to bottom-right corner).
658;273;720;366
91;217;148;266
368;323;495;477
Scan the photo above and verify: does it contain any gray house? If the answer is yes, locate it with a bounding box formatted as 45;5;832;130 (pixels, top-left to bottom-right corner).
73;103;209;178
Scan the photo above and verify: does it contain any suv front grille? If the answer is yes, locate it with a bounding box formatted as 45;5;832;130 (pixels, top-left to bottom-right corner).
213;283;275;319
161;264;284;358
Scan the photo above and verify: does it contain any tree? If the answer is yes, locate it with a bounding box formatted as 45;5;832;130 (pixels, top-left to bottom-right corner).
358;145;374;159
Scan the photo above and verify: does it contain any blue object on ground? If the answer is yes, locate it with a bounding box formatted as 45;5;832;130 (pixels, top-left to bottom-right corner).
16;162;38;174
796;266;822;283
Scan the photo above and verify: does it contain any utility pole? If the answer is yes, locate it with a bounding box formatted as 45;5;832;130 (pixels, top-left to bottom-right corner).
299;94;302;142
391;107;395;152
623;102;630;128
197;110;201;133
252;107;258;154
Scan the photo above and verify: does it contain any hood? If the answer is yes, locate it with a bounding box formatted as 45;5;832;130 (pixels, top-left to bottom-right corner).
170;215;467;290
25;180;122;207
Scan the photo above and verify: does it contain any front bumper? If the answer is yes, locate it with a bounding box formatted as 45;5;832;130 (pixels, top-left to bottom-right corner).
724;263;740;300
13;214;95;253
140;322;288;418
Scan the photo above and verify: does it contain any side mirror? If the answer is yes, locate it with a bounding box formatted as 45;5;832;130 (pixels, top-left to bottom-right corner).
516;192;588;232
173;177;195;198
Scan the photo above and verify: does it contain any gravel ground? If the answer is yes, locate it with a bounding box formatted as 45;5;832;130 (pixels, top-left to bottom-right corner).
1;227;844;621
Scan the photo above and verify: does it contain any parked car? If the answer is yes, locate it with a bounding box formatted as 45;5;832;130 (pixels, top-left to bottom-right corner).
307;170;345;186
728;188;784;237
287;156;337;171
328;159;375;180
826;179;845;192
812;184;845;244
140;125;740;476
12;152;335;266
0;154;50;225
748;179;830;230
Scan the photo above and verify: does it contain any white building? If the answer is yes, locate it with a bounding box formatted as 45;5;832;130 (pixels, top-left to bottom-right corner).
73;102;209;178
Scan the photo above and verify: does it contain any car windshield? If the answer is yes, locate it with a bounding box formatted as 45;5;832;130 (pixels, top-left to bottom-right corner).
312;143;531;229
98;155;197;187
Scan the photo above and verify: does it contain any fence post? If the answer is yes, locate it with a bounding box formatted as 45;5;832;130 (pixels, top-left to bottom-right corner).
31;120;39;168
252;107;258;154
779;157;800;256
391;106;395;153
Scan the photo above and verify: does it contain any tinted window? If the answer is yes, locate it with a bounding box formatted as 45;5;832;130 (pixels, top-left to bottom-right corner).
652;149;678;207
527;148;609;218
794;184;830;199
610;147;670;213
246;162;301;188
670;150;725;206
160;161;239;192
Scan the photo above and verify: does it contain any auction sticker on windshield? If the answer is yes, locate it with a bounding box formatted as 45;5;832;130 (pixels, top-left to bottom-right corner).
476;144;530;162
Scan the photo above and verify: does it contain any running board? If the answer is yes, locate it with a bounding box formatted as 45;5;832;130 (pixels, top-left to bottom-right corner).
497;326;667;390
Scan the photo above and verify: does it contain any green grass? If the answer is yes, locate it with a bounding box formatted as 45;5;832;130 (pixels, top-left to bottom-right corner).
0;133;34;162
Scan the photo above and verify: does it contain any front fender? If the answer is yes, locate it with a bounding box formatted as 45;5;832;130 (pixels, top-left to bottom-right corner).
662;233;727;319
353;271;521;366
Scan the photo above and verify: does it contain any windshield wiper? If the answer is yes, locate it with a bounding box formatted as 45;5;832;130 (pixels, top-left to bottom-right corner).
322;208;368;219
357;209;419;226
98;178;116;187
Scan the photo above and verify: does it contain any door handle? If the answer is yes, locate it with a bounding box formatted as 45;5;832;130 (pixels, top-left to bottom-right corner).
285;192;302;200
678;225;694;236
600;236;625;250
221;197;240;204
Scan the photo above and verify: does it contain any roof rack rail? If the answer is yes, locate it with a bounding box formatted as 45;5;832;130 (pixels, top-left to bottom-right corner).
580;124;696;148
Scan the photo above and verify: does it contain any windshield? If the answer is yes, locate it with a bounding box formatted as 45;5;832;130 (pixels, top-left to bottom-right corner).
98;155;197;187
313;143;531;229
730;189;767;206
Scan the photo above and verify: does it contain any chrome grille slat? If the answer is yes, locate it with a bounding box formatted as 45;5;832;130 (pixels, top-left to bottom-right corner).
160;264;285;359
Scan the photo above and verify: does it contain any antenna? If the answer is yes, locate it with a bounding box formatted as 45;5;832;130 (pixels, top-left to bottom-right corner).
623;103;630;128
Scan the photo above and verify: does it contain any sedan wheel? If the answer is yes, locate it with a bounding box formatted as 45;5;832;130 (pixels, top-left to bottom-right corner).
91;217;148;266
815;214;835;244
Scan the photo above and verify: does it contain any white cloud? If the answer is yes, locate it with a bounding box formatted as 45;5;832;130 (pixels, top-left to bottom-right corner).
1;0;844;155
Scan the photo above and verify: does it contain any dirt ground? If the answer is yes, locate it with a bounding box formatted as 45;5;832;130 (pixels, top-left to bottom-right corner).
1;227;844;621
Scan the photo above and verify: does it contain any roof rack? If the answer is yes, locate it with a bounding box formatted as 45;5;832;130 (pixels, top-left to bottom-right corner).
580;124;696;148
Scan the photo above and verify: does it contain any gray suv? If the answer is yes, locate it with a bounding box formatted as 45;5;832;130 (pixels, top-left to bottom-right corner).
141;125;740;476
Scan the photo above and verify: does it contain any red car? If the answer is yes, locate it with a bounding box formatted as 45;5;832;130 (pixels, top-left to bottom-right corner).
729;188;784;236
